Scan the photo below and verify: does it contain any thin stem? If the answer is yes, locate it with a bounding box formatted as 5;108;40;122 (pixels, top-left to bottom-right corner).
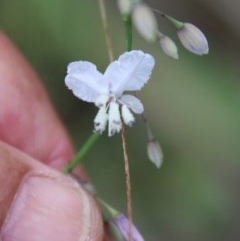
98;2;133;240
125;15;133;51
133;91;154;140
121;123;133;241
122;11;133;241
97;197;119;221
141;112;154;140
98;0;114;62
151;8;165;17
62;133;100;173
151;8;184;29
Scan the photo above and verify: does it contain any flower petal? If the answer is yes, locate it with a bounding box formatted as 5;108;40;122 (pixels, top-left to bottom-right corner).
65;61;106;103
121;105;135;126
104;50;155;96
120;95;144;114
108;102;122;136
94;106;108;134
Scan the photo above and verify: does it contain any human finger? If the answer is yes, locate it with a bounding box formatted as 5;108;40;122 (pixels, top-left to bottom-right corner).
0;32;73;169
0;141;103;241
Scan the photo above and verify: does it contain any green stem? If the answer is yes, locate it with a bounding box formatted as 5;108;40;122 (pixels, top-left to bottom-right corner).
141;112;154;140
124;14;133;51
62;133;100;173
151;9;184;29
164;14;184;29
97;197;119;221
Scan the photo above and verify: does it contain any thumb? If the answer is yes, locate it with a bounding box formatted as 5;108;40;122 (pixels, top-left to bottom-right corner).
0;141;103;241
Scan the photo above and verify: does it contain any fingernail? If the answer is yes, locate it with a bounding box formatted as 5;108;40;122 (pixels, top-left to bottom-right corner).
1;174;103;241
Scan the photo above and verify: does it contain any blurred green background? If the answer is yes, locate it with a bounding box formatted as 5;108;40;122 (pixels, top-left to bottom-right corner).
1;0;240;240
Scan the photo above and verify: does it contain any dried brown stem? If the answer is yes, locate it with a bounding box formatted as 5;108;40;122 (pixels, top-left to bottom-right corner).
98;0;114;62
98;1;133;240
121;123;133;241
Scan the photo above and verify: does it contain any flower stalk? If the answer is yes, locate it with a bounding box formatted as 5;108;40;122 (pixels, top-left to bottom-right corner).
125;14;133;51
120;121;133;241
62;133;100;173
98;0;114;62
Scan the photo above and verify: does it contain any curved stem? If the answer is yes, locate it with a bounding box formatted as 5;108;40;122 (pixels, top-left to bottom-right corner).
151;8;184;29
122;11;133;241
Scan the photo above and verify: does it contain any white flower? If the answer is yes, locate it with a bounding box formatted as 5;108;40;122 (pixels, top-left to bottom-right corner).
65;50;155;136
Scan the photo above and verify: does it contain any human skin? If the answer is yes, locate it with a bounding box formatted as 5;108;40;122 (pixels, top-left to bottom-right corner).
0;32;105;241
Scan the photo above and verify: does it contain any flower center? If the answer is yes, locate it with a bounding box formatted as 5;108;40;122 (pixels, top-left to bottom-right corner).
94;95;135;136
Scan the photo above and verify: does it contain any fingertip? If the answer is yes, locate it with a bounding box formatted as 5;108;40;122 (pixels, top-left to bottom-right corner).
1;173;103;241
0;31;74;168
0;142;103;241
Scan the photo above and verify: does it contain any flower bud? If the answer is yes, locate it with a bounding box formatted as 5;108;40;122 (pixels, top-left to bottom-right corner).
177;23;209;55
117;0;132;16
110;213;145;241
132;3;158;42
159;35;178;59
147;139;163;168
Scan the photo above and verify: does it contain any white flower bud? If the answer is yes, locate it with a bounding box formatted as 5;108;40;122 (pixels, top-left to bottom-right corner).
132;3;158;42
177;23;209;55
147;139;163;168
94;106;108;134
117;0;132;15
121;105;135;126
159;35;179;59
108;102;121;136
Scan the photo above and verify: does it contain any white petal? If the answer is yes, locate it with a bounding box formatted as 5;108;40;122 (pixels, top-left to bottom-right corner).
65;61;107;103
121;105;135;126
94;106;108;134
120;95;144;114
104;50;155;96
95;95;109;107
108;102;121;136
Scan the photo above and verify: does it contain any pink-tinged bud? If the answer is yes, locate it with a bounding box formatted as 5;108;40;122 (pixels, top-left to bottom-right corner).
159;35;179;59
177;23;209;55
132;3;158;42
111;213;144;241
147;139;163;168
